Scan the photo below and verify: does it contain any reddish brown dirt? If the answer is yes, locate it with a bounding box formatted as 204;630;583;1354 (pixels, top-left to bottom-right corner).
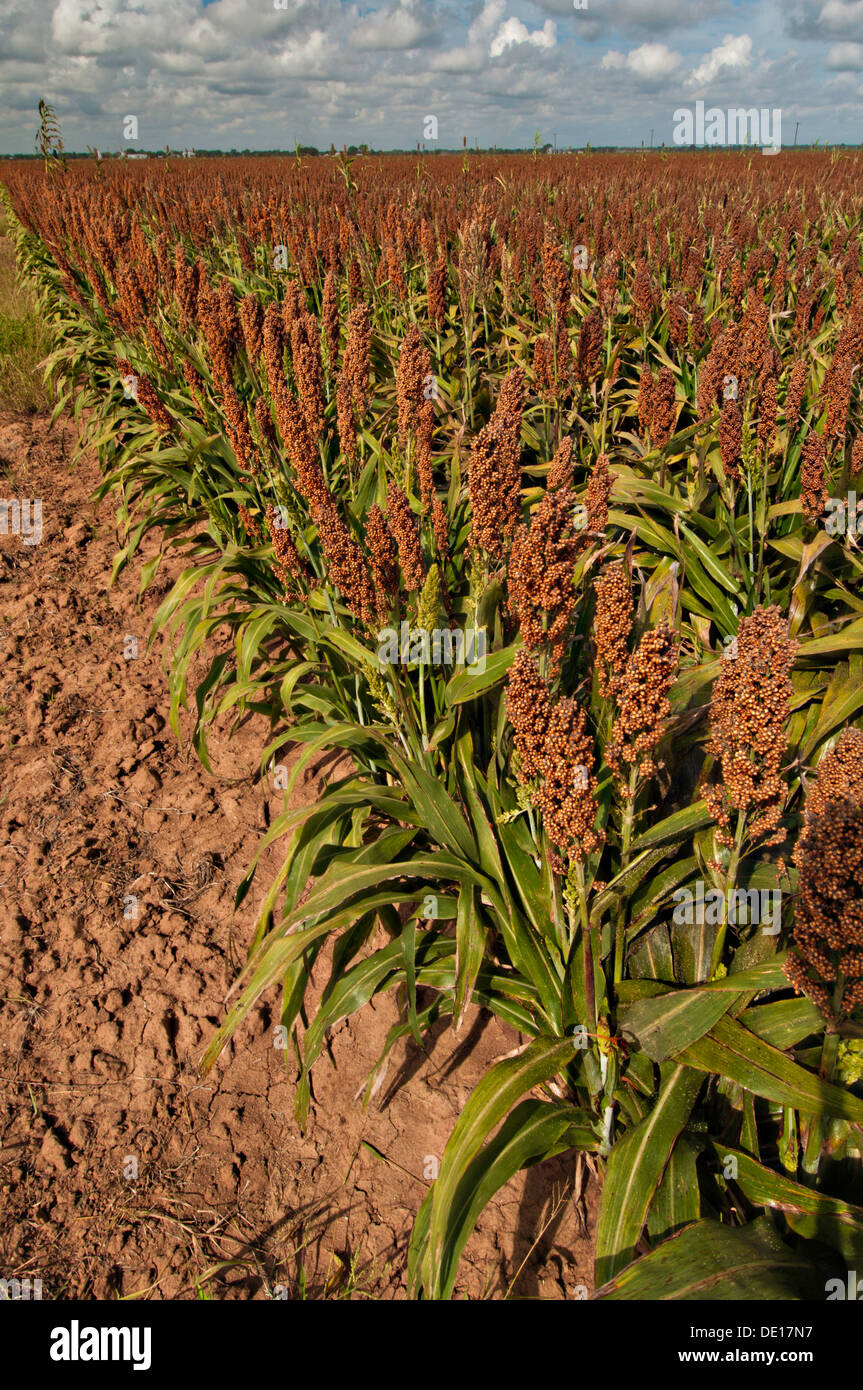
0;412;597;1300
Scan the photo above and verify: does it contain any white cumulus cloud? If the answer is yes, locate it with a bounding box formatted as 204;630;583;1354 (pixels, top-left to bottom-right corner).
349;0;436;51
489;17;556;57
826;38;863;66
820;0;863;32
602;42;683;80
688;33;752;86
431;2;555;71
469;0;508;42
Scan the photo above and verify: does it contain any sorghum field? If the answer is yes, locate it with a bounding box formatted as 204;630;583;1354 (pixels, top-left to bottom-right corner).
4;147;863;1300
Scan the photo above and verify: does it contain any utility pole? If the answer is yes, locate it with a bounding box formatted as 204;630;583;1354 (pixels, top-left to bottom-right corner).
650;128;654;148
794;121;799;146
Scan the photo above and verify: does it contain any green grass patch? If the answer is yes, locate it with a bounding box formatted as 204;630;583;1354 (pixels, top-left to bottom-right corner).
0;230;51;414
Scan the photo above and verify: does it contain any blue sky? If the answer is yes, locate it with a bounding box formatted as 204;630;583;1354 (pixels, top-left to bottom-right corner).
1;0;862;154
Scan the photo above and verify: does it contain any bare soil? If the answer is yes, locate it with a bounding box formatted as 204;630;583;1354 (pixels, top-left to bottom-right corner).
0;412;596;1300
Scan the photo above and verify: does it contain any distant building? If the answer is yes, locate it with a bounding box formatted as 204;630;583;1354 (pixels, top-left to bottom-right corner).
181;147;195;158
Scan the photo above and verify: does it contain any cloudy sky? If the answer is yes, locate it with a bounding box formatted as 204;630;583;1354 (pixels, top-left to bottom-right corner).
1;0;862;154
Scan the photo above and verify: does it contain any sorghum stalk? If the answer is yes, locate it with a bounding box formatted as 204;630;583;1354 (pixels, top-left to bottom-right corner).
549;861;567;958
571;859;597;1042
802;970;845;1179
710;808;747;978
613;764;639;986
747;466;755;576
756;462;769;602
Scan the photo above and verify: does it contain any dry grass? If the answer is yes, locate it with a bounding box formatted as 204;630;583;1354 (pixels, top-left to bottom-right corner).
0;207;51;413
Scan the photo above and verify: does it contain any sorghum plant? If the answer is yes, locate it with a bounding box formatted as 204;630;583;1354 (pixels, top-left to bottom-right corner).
7;146;863;1300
